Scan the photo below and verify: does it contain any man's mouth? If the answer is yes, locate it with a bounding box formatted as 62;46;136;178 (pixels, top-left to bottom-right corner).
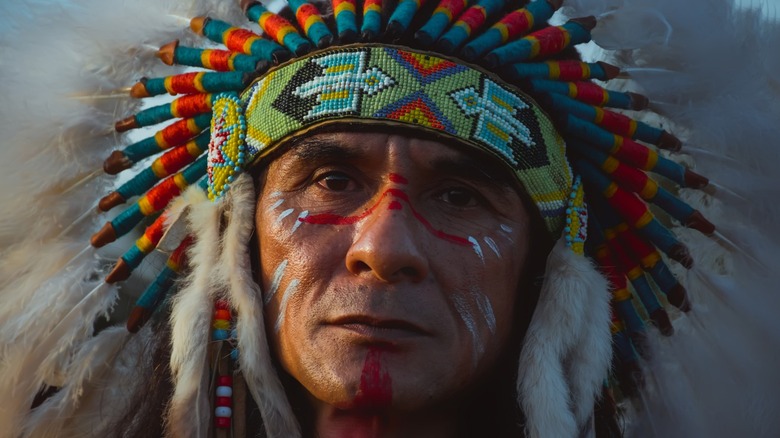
327;315;431;339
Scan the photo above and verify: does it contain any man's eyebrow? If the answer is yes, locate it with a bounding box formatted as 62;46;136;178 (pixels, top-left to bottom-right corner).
292;137;363;162
428;154;515;189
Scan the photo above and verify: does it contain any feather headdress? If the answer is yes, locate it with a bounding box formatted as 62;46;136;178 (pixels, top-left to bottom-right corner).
1;0;779;436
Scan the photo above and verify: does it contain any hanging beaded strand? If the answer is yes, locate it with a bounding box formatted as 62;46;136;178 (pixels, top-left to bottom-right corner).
213;299;234;432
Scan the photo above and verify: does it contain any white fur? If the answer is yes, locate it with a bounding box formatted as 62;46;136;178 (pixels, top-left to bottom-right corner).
167;192;221;437
217;174;301;438
517;239;612;438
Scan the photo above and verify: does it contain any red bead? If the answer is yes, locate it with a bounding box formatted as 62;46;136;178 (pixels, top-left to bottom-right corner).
215;299;230;310
215;416;231;429
214;309;231;321
217;375;233;386
216;396;232;407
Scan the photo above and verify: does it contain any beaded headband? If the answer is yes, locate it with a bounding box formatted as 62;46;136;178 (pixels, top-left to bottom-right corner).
87;0;718;412
209;44;572;235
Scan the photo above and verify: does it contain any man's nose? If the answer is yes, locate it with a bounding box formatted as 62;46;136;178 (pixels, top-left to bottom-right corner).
345;196;429;283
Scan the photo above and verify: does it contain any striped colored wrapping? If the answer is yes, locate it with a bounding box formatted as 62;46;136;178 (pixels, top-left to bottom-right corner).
122;113;211;163
110;156;207;238
436;0;505;52
288;0;333;46
583;172;684;263
127;235;193;333
565;117;686;186
462;0;555;60
530;79;636;109
193;17;286;60
484;19;593;66
415;0;468;45
547;94;664;144
501;60;616;81
116;132;210;201
137;71;253;97
130;94;216;129
171;45;261;72
245;3;311;55
387;0;426;35
579;149;697;224
332;0;358;40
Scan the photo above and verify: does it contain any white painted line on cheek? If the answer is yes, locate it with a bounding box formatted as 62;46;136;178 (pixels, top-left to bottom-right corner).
291;210;309;234
500;224;513;233
267;198;284;212
451;293;483;367
468;236;484;263
264;259;288;305
274;279;300;333
473;292;497;334
483;236;500;258
275;208;295;225
269;191;283;198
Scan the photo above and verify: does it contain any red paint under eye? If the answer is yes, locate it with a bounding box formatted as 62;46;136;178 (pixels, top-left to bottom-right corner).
353;347;392;409
299;188;471;246
388;173;408;184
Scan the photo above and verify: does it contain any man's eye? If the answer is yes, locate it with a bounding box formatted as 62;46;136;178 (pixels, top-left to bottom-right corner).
315;172;355;191
439;188;479;207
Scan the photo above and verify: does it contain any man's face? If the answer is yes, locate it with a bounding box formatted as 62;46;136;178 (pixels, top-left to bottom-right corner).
255;131;531;412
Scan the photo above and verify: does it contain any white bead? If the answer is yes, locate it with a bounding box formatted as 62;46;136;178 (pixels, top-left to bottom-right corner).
216;386;233;397
215;406;232;417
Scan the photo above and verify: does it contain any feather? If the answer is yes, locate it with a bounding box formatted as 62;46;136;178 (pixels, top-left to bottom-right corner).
20;327;130;438
218;174;302;438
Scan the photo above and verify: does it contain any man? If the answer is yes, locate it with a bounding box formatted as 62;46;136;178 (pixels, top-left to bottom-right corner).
3;0;780;437
256;131;542;436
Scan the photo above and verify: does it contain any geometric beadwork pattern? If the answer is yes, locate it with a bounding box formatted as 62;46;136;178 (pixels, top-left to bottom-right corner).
450;77;535;167
240;44;573;235
207;92;246;200
292;51;395;120
565;175;588;255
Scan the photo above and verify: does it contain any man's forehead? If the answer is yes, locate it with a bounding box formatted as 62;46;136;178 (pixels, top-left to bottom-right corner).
280;131;515;186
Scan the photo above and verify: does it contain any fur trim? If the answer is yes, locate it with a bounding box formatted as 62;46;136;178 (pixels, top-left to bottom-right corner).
218;174;302;437
517;238;611;438
166;192;222;437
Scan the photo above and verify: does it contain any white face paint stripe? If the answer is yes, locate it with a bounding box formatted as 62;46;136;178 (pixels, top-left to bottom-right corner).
474;292;497;334
274;279;300;333
451;293;483;367
275;208;294;224
268;198;284;211
264;259;288;305
291;210;309;233
483;236;500;258
269;191;283;198
468;236;484;263
500;224;513;233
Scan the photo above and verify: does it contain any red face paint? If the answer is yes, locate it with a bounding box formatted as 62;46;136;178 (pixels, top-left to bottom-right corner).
300;185;470;246
352;347;392;409
388;173;408;184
